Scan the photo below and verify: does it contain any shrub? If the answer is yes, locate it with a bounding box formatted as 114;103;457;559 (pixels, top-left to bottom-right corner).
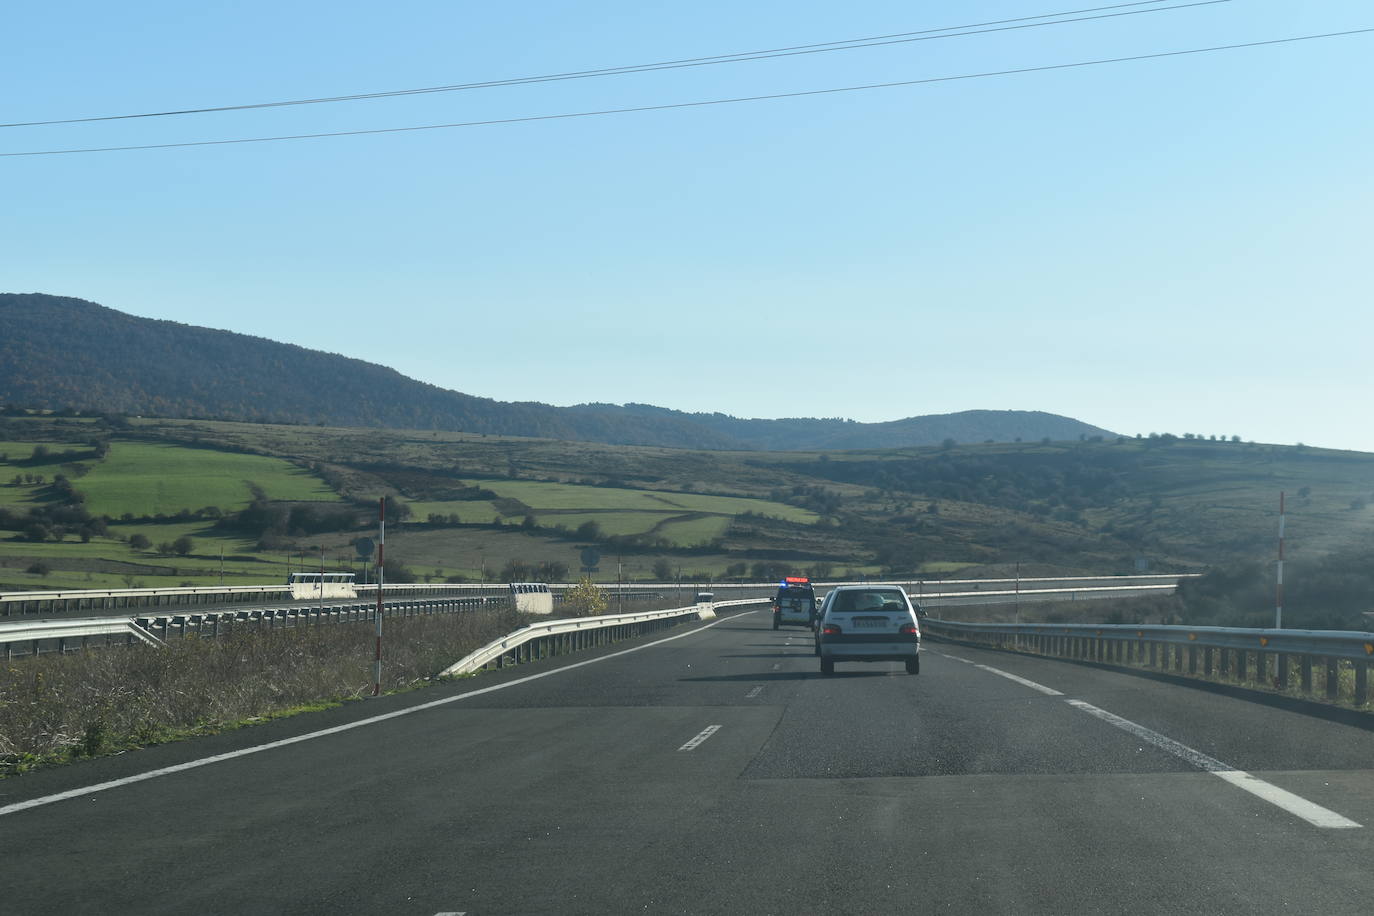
0;606;524;772
563;576;608;617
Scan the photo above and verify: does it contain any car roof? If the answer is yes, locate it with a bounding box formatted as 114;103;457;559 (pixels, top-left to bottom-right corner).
827;584;905;591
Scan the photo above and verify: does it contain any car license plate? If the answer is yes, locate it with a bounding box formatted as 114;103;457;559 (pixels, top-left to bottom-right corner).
853;617;886;628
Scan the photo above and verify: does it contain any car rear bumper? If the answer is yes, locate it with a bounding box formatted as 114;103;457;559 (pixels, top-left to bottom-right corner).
821;638;919;660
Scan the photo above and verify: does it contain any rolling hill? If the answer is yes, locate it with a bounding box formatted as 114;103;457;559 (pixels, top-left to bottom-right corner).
0;293;1115;450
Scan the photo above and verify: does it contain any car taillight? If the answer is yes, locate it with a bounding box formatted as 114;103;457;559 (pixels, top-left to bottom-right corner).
899;623;919;636
822;624;842;636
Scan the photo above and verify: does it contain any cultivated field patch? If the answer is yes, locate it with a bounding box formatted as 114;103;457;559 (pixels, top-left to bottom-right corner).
78;442;338;517
470;479;818;522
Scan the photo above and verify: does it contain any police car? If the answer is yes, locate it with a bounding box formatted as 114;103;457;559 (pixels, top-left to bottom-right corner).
771;576;818;630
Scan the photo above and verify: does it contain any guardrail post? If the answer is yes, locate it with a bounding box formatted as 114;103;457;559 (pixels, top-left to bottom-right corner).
1188;645;1197;674
1236;650;1247;682
1301;656;1313;693
1356;662;1369;707
1149;642;1158;668
1255;651;1267;685
1219;647;1230;678
1203;646;1214;677
1325;658;1339;700
1277;654;1289;690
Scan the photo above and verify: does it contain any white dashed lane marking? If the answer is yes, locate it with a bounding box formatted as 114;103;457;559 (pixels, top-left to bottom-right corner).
679;725;722;751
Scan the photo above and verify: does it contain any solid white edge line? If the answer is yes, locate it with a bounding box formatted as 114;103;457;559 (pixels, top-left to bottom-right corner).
972;663;1064;696
0;610;756;819
678;725;722;751
1066;699;1362;829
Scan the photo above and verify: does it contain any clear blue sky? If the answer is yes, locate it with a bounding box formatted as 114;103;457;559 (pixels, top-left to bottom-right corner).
4;1;1371;450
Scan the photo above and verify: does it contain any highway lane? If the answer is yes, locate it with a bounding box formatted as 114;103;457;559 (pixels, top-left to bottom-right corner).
3;608;1373;914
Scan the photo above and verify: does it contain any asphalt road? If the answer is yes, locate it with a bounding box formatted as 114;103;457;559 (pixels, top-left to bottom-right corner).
3;607;1373;915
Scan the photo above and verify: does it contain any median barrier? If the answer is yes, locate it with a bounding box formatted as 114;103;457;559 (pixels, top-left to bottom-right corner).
441;597;768;677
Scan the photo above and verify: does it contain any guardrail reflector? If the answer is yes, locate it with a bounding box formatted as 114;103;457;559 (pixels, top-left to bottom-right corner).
1259;636;1269;647
1188;633;1197;641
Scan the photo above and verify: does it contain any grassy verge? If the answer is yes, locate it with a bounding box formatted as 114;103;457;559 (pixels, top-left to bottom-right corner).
0;607;525;776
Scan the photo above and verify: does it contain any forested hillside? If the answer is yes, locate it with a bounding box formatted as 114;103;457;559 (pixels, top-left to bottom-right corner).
0;293;1114;450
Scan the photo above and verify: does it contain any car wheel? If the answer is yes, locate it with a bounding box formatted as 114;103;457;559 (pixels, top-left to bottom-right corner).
905;657;920;675
772;616;779;630
821;658;834;676
813;640;820;657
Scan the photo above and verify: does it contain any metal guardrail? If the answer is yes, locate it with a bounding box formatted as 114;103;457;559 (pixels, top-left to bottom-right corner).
2;574;1193;616
0;594;509;658
913;584;1178;603
0;584;292;616
0;617;167;655
440;597;769;677
132;595;506;643
924;619;1374;707
0;573;1183;659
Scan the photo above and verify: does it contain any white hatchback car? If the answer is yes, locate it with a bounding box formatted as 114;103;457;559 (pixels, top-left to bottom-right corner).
816;585;921;675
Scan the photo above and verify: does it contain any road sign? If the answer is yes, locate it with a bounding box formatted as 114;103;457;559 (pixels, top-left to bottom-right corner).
580;548;601;568
355;537;375;558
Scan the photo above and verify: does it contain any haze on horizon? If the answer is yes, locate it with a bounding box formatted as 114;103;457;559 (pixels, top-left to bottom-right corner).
3;1;1371;452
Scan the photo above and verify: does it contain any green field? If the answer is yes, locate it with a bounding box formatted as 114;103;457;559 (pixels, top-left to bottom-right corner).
0;483;41;509
402;479;819;548
6;416;1374;597
0;443;56;508
0;441;54;460
536;511;671;538
79;442;338;517
0;522;300;591
406;500;501;523
470;479;819;522
656;515;732;546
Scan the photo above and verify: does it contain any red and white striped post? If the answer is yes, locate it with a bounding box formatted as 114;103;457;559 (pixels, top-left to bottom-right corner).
1275;491;1285;630
373;497;385;696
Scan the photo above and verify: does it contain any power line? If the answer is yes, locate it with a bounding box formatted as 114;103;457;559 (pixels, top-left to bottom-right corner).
4;27;1367;158
1;1;1227;129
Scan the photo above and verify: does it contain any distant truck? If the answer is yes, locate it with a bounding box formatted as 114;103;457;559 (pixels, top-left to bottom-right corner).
287;572;357;600
509;582;554;615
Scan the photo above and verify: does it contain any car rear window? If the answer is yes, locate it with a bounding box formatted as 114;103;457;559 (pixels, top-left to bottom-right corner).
831;590;907;613
777;586;814;601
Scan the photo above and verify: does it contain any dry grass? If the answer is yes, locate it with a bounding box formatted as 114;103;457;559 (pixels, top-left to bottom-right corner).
0;607;525;774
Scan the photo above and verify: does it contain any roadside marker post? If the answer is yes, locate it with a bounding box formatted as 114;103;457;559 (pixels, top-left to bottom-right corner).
373;498;384;697
1276;491;1285;630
